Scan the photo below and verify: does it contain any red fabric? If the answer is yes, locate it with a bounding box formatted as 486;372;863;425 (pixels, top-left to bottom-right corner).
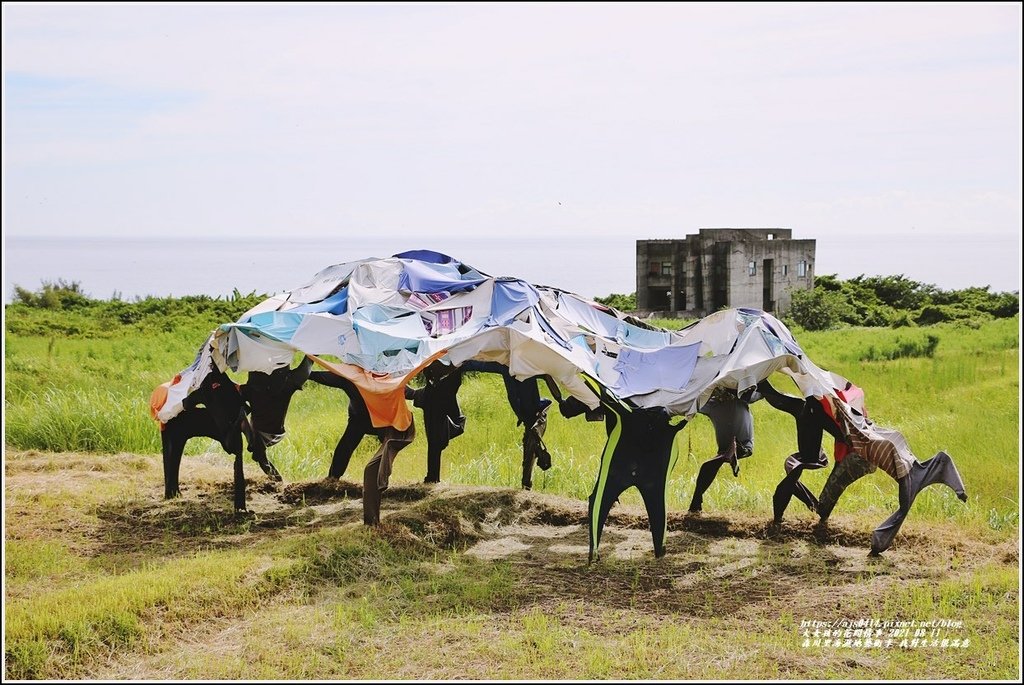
821;383;868;463
819;397;847;463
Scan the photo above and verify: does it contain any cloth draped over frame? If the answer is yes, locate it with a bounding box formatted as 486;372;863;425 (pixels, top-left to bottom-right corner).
150;250;968;558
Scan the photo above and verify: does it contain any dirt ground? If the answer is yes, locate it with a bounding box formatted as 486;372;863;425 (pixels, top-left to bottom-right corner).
4;449;1020;679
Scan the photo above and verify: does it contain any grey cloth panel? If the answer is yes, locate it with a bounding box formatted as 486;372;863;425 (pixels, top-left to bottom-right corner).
698;393;759;457
870;451;967;554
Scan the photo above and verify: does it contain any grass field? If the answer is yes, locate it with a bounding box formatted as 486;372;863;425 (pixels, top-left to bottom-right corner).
4;316;1021;679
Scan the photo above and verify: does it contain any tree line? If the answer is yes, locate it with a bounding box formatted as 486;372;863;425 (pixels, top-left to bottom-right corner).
6;274;1019;338
594;274;1018;331
7;279;265;338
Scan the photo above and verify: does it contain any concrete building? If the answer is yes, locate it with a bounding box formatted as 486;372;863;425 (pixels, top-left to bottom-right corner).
636;228;815;316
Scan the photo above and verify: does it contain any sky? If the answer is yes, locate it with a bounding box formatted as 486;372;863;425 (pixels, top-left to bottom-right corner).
2;2;1022;292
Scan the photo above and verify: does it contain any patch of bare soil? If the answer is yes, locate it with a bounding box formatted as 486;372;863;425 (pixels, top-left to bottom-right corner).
5;447;1016;679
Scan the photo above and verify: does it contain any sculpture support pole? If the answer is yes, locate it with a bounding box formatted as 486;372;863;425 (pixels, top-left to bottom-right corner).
233;452;247;512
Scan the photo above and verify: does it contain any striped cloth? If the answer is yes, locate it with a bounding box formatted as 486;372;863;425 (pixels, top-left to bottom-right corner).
830;399;914;480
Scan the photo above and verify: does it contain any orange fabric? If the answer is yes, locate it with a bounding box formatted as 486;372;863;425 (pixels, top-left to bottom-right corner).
308;350;448;430
149;373;183;431
150;382;171;430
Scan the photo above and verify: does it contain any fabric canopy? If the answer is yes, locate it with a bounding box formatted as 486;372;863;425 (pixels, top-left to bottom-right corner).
155;250;856;428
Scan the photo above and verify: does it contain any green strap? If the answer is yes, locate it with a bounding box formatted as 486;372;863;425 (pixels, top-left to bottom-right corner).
590;404;623;554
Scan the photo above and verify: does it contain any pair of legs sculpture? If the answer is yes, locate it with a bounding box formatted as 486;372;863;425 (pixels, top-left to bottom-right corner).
159;358;312;511
688;387;761;513
311;361;565;525
587;378;968;560
685;381;827;520
308;371;416;525
688;379;967;555
816;445;967;555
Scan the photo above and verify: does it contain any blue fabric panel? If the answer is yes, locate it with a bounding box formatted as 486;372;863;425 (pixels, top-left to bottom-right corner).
398;259;486;294
616;321;672;349
761;318;803;356
392;249;456;264
289;287;349;315
760;327;787;356
611;343;701;397
489;278;540;324
352;304;426;357
245;311;305;342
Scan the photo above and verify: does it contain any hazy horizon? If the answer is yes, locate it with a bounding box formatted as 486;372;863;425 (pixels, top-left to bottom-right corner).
3;3;1021;296
5;231;1020;306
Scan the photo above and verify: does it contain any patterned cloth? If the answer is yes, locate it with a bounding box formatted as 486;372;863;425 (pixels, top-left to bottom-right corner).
816;452;877;520
829;399;914;480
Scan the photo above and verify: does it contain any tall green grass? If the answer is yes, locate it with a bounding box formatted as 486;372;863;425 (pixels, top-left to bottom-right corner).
4;549;271;679
4;318;1019;536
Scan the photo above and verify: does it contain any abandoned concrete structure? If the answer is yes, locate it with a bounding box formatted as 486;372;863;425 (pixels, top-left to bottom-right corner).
636;228;815;316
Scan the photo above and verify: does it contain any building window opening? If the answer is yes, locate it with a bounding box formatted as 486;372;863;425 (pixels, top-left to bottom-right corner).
798;260;808;278
649;261;661;276
782;264;788;277
767;233;775;240
661;262;672;276
647;287;670;309
748;260;756;276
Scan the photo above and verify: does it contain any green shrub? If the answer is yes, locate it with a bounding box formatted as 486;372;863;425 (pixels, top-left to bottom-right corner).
860;334;939;361
6;283;266;339
593;292;637;311
889;311;916;328
786;288;853;330
13;279;91;311
914;304;994;326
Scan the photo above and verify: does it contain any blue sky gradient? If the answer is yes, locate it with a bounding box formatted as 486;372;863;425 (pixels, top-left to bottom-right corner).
2;3;1021;291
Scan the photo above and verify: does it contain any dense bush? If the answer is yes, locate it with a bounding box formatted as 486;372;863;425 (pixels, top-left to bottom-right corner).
12;279;92;311
593;292;637;311
6;280;266;338
786;288;851;331
593;273;1018;331
784;274;1017;331
860;334;940;361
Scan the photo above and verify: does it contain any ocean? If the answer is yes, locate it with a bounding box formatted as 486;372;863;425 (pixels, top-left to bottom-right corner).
2;236;637;304
3;233;1020;305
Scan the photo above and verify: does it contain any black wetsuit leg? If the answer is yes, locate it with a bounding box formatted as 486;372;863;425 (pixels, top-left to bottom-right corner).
588;399;686;561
